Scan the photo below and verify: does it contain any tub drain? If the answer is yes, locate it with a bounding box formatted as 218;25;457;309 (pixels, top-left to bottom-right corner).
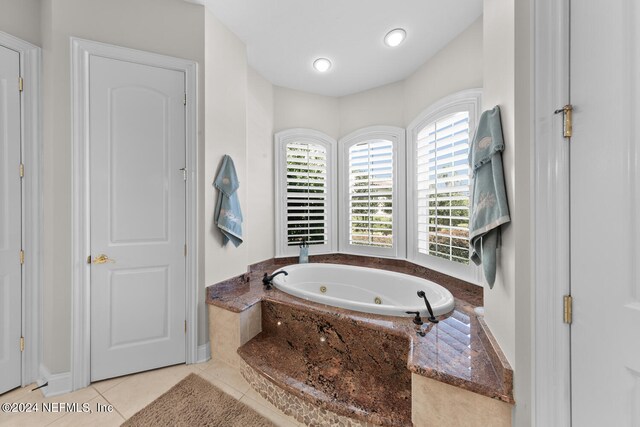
374;297;382;305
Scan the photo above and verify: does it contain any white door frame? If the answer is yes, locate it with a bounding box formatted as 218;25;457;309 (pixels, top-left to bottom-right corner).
0;31;42;389
532;0;572;424
71;38;199;390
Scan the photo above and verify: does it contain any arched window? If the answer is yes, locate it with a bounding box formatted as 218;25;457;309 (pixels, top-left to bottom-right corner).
338;126;406;258
274;129;337;256
407;89;482;282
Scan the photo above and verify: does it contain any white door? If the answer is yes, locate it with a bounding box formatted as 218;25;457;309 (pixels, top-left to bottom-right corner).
570;1;640;425
0;45;22;394
89;56;187;381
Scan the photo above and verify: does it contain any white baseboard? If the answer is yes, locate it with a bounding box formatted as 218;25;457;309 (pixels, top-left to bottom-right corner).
196;342;211;364
38;364;72;397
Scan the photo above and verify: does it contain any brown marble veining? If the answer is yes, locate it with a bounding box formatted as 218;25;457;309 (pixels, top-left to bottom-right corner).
239;300;412;426
241;362;377;427
206;254;514;415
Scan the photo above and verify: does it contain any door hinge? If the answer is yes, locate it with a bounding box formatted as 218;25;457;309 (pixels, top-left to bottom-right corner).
554;104;573;138
184;320;187;334
184;244;187;257
563;294;573;324
18;77;23;92
183;94;187;106
19;250;24;265
19;163;24;178
20;336;24;352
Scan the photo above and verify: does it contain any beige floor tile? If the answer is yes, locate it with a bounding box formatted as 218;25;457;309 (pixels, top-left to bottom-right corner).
240;394;299;427
201;359;250;394
91;374;131;395
0;384;37;404
48;395;124;427
0;385;98;427
197;371;244;401
100;363;197;419
192;359;212;371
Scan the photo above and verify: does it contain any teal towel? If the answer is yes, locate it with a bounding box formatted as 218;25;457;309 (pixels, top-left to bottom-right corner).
469;106;510;287
214;155;243;247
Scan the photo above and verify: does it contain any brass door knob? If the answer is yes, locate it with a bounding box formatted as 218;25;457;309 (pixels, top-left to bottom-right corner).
91;254;115;264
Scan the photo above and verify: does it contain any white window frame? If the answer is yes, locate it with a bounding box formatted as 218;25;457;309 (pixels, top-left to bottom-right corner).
338;126;406;258
406;89;482;284
275;128;337;257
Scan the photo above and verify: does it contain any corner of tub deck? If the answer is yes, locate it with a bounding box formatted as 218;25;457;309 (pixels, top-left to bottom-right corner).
407;311;515;405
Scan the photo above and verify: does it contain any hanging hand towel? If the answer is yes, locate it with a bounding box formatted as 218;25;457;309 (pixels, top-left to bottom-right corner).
469;106;511;287
214;155;243;247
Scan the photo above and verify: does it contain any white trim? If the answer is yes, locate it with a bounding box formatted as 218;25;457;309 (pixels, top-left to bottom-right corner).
38;365;72;398
406;88;483;285
338;126;406;258
70;37;200;391
274;128;338;257
532;0;571;424
0;31;42;388
196;342;211;364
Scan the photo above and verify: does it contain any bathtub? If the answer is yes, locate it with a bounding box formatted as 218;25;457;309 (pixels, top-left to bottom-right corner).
271;263;455;318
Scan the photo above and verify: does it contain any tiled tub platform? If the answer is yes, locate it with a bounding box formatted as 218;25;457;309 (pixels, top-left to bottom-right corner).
207;255;514;427
239;300;412;426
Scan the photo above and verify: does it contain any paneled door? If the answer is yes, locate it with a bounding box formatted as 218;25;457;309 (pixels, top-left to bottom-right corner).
89;56;187;381
0;45;22;394
570;0;640;425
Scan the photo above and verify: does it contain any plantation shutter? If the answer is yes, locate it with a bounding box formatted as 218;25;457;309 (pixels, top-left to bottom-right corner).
285;142;328;246
348;140;394;248
416;111;471;264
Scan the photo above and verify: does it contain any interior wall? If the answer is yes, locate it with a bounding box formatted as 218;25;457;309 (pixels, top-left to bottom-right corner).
246;67;275;265
513;0;533;424
273;86;340;140
482;2;533;425
0;0;41;46
203;9;249;326
482;0;516;370
40;0;206;374
403;17;483;124
338;81;404;136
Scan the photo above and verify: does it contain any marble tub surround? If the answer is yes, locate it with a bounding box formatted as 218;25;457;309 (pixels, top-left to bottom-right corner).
206;254;514;406
241;361;378;427
207;254;482;312
239;300;412;427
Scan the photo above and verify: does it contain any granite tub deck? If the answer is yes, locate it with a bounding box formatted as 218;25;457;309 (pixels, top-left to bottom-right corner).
206;255;514;426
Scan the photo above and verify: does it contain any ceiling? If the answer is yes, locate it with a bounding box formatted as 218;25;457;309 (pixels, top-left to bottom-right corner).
190;0;482;97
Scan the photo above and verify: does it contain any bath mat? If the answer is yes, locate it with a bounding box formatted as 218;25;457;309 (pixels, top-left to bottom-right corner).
121;373;275;427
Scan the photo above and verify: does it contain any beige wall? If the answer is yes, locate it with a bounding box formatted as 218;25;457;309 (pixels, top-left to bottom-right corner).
338;81;404;136
404;18;484;124
482;0;516;368
246;67;275;265
273;17;483;141
203;9;248;284
0;0;41;46
273;86;340;140
40;0;206;374
482;0;533;425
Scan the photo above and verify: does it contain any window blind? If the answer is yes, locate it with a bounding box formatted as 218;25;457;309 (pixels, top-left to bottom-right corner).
416;111;470;264
285;142;328;246
348;140;394;248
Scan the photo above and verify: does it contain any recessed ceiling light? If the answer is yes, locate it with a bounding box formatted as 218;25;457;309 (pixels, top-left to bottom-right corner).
384;28;406;47
313;58;332;73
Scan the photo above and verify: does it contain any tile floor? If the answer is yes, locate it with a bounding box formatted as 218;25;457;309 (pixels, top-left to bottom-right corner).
0;358;300;427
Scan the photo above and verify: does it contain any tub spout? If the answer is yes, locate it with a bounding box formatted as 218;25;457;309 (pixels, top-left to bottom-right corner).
262;270;288;290
417;291;439;323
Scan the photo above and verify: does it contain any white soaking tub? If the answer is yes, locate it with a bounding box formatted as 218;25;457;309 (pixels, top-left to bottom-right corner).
271;263;455;318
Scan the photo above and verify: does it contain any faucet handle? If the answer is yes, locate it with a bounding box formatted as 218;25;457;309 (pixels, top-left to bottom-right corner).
406;311;423;325
262;273;272;290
